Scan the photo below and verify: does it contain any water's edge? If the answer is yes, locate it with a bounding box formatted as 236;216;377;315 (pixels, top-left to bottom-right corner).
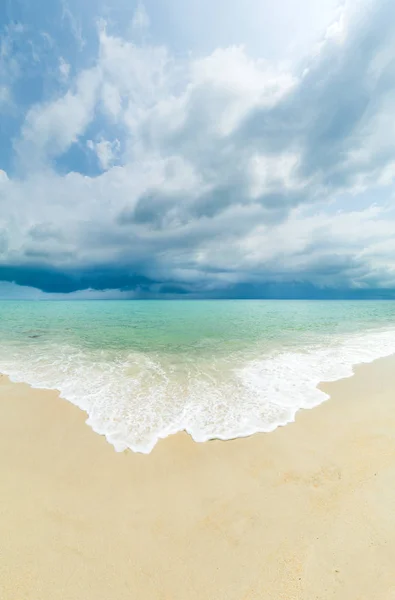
1;348;395;454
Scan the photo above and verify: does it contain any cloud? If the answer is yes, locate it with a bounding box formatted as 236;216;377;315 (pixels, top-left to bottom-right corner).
0;23;26;109
61;0;86;50
132;1;150;33
87;137;120;170
1;0;395;296
16;66;101;168
59;57;71;82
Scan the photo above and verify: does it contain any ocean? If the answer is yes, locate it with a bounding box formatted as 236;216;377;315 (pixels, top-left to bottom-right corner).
0;299;395;453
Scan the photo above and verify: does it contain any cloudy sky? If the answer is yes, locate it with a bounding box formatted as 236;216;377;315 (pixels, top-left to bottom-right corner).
0;0;395;299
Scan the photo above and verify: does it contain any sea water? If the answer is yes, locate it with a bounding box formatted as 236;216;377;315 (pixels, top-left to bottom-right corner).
0;300;394;453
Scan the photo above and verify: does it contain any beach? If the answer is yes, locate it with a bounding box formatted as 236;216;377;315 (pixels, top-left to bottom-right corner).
2;0;395;595
1;356;395;599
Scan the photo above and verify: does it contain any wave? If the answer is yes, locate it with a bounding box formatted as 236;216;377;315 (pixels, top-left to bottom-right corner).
0;326;395;453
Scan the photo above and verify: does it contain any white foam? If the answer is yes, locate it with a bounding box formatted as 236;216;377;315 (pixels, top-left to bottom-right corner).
0;327;395;453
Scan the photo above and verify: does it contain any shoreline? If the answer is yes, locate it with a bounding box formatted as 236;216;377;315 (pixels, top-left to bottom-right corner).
2;354;395;598
1;346;395;454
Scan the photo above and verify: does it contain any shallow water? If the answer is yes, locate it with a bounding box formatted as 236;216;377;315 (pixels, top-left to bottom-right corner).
1;300;395;452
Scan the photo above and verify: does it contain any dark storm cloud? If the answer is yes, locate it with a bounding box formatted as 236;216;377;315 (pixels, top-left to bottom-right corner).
0;264;158;293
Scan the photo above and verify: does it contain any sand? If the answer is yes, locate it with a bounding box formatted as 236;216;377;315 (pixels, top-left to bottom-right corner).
1;357;395;600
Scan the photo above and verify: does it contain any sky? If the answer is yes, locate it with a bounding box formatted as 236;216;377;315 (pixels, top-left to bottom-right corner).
0;0;395;299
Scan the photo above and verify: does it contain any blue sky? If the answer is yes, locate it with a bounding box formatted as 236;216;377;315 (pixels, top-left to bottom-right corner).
1;0;395;299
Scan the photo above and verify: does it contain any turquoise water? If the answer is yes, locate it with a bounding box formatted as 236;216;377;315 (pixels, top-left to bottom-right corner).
0;300;395;452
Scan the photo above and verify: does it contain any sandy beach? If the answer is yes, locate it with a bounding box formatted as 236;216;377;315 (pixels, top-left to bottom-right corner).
1;357;395;600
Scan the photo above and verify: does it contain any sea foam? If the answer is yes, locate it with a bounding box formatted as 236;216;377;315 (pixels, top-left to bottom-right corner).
0;327;395;453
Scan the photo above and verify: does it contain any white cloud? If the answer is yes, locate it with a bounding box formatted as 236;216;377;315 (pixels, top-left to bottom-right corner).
132;1;150;32
16;66;101;167
87;138;121;170
249;153;304;199
61;0;85;50
98;22;171;130
0;23;26;99
189;47;296;135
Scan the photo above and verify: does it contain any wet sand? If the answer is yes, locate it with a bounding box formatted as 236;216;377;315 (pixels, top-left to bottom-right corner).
1;355;395;599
